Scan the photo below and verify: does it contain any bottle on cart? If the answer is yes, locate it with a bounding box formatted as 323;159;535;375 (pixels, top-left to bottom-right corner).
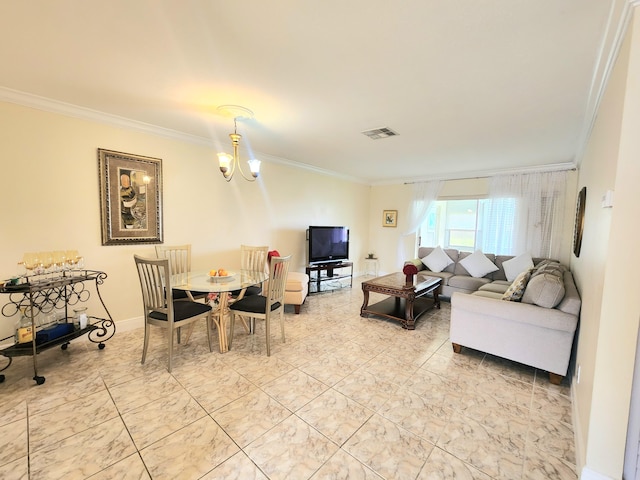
15;308;33;344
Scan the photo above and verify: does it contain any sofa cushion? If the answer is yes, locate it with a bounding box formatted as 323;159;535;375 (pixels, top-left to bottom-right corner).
459;250;499;278
502;268;533;302
502;252;534;282
448;275;491;291
421;246;454;273
522;273;565;308
418;271;454;286
471;290;504;300
479;282;510;294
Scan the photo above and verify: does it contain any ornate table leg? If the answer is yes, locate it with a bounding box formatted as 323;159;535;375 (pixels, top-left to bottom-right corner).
360;287;370;317
404;293;416;330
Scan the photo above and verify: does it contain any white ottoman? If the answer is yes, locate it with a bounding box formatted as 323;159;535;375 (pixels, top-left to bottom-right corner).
284;271;309;314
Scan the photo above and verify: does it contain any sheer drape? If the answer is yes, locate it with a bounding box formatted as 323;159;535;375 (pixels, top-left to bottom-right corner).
397;180;443;267
478;171;567;259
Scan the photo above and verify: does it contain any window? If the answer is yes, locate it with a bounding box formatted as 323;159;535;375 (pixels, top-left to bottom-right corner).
419;198;518;253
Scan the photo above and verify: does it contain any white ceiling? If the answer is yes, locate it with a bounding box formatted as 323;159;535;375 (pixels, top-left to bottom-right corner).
0;1;617;184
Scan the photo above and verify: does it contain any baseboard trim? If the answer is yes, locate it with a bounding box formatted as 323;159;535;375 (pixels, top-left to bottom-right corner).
581;466;613;480
572;376;586;474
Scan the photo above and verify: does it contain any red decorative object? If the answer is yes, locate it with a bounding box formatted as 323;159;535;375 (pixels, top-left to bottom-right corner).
403;264;418;284
267;250;281;264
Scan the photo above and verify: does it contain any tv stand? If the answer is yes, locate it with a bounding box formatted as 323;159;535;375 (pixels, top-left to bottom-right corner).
306;262;353;294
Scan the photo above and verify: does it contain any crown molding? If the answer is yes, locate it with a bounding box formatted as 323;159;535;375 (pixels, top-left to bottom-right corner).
0;86;215;146
383;161;577;187
574;0;639;165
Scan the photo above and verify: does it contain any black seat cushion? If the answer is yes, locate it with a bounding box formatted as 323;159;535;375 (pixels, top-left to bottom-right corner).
149;300;212;322
229;295;281;314
231;285;261;298
169;288;208;301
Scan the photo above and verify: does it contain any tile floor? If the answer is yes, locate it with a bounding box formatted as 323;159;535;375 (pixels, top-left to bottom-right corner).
0;277;577;479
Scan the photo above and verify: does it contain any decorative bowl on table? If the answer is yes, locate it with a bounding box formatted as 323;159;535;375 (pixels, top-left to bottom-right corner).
208;270;235;282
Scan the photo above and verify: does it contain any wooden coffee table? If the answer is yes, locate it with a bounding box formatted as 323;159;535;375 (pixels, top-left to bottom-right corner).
360;273;441;329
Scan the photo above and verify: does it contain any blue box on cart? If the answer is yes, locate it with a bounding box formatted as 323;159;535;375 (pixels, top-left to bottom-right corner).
35;323;75;344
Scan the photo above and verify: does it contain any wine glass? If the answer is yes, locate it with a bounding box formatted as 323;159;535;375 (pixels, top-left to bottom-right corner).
66;250;79;270
52;251;66;273
39;251;53;275
23;252;40;276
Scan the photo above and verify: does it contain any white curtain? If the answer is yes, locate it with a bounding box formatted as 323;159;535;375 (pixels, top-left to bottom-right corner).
397;180;443;267
478;171;567;259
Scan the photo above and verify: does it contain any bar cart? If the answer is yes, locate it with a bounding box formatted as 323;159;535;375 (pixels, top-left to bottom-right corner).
0;269;116;385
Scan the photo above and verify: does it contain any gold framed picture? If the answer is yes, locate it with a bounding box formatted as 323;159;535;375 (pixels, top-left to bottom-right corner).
383;210;397;227
98;148;163;245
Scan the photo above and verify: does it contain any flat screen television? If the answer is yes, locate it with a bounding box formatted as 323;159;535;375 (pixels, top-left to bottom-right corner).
308;226;349;264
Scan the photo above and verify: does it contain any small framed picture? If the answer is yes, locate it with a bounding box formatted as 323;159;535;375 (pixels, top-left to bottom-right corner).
383;210;397;227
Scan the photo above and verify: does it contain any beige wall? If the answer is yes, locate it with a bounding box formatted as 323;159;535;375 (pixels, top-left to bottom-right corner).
572;8;640;478
0;101;370;339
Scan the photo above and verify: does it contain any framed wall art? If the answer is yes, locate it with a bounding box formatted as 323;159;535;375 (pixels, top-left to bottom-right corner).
383;210;398;227
573;186;586;257
98;148;163;245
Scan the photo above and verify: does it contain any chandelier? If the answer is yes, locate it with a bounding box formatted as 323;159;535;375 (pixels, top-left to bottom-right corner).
217;113;261;182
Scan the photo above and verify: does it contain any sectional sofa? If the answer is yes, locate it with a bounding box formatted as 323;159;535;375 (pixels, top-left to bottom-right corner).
407;247;581;384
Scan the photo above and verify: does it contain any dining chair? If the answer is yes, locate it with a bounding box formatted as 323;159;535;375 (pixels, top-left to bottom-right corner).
228;254;291;356
155;244;208;302
233;245;269;297
134;255;213;372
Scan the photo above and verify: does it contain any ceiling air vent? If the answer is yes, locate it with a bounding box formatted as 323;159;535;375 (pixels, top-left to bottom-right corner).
361;127;398;140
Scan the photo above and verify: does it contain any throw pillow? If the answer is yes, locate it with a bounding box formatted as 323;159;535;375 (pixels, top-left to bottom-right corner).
421;246;453;273
459;250;499;278
503;252;534;282
522;273;566;308
531;261;566;279
501;268;533;302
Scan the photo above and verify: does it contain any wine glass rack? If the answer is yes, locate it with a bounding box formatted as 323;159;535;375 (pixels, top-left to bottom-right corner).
0;269;116;385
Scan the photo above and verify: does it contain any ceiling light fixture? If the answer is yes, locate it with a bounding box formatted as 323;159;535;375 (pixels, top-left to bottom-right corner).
216;105;260;182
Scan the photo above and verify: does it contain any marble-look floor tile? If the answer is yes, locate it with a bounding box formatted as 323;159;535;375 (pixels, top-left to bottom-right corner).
29;416;137;480
0;455;28;480
211;389;291;447
0;417;27;469
343;414;434;480
531;385;573;425
186;369;257;413
200;451;268;480
139;416;239;480
0;397;27;427
109;371;185;413
245;414;338;480
299;353;359;386
262;368;329;412
26;373;106;416
310;448;383;479
297;388;374;446
89;453;151;480
29;388;119;453
334;370;399;411
121;389;207;449
377;386;453;444
417;446;492;479
523;445;578;480
1;291;578;480
527;416;576;464
436;412;527;479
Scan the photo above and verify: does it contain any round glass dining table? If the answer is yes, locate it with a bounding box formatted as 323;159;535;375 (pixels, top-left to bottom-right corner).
171;269;268;353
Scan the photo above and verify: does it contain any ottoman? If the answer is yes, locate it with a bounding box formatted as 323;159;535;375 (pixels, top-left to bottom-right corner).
284;271;309;314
